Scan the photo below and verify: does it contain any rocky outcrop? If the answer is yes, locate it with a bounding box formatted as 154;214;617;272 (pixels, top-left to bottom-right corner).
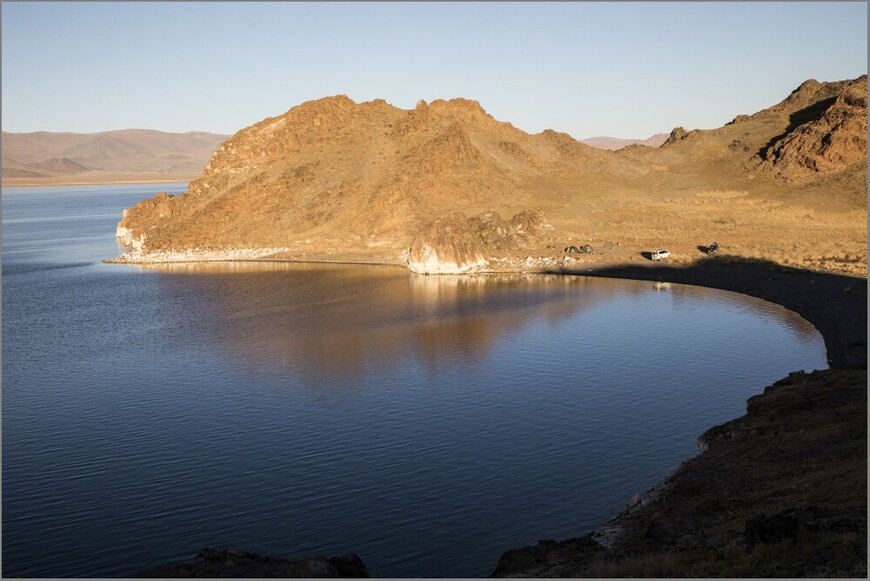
507;208;554;238
406;212;488;274
137;548;369;578
755;77;867;181
662;126;700;145
116;191;179;250
406;208;554;274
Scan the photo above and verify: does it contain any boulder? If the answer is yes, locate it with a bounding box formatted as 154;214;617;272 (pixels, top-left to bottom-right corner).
508;208;554;238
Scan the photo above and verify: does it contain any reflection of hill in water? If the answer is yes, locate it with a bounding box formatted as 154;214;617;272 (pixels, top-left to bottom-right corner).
142;262;820;396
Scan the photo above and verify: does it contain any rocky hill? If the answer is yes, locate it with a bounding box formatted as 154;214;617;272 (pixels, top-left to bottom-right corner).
2;129;229;185
112;76;867;276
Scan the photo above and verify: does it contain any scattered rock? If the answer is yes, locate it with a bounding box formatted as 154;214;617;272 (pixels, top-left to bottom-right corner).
489;535;604;578
137;548;369;578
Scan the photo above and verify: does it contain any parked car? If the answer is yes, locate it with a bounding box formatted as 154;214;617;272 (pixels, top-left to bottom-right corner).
651;248;670;261
707;242;719;255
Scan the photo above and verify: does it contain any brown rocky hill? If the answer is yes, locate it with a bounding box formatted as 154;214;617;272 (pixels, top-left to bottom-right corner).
114;76;867;276
753;81;868;182
2;129;229;183
654;76;867;185
116;96;629;250
581;133;669;150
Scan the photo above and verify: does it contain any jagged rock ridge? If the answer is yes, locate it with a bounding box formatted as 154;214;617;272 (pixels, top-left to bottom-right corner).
115;95;614;253
754;80;868;181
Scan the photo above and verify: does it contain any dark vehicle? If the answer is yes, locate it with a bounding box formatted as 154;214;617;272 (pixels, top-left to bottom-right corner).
708;242;719;255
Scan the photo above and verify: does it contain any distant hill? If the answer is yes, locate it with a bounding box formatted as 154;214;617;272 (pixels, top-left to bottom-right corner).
2;156;48;179
580;133;669;150
2;129;229;184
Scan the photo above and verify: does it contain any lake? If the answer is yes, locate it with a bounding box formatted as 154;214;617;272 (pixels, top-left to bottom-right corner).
1;184;827;578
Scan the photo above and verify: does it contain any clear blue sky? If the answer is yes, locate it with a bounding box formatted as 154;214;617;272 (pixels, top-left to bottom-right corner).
2;2;867;139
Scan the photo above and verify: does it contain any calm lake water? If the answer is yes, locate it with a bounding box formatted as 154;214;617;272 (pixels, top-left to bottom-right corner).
2;184;827;578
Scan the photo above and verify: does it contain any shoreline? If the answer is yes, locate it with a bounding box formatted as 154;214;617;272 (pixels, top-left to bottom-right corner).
569;260;866;370
107;250;866;369
2;176;194;188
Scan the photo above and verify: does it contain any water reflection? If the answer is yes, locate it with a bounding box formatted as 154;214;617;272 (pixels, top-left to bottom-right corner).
141;261;821;395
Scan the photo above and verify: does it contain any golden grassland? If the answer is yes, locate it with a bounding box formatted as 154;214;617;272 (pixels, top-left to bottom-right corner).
559;190;867;276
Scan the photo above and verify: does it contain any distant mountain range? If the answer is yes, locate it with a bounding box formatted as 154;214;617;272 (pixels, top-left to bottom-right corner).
2;129;229;184
580;133;669;150
0;126;669;185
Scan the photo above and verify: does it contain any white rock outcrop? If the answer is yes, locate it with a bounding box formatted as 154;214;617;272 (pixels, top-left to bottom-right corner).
406;212;488;274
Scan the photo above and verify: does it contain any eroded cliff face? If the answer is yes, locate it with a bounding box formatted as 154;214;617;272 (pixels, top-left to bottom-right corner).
755;80;868;181
406;208;554;274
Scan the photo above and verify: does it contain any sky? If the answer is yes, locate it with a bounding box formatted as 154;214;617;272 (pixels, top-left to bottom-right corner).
2;2;867;140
